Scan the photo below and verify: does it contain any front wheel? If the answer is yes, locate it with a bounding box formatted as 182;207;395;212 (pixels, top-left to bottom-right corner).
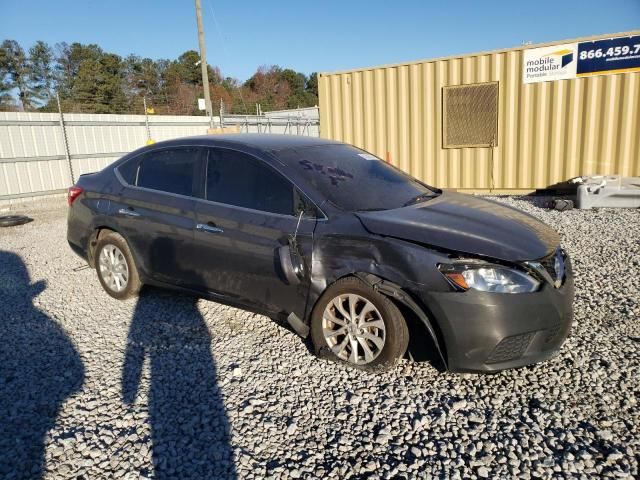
95;232;141;300
310;276;409;371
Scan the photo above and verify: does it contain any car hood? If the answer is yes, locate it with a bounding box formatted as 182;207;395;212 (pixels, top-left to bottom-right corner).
355;192;560;261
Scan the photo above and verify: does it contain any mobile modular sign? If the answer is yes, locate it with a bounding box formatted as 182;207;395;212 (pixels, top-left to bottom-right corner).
523;43;577;83
523;34;640;83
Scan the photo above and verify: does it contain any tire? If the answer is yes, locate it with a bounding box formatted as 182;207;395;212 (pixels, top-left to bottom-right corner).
310;276;409;372
0;215;32;227
94;232;142;300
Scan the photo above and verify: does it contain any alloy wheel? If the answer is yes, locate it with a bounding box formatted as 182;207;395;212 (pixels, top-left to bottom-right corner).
322;293;386;365
98;244;129;293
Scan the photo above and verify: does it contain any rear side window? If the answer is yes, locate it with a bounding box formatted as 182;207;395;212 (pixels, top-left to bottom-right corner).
206;148;294;215
117;158;139;185
135;148;201;196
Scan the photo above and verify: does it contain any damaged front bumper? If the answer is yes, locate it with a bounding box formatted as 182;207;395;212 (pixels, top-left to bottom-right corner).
418;274;574;373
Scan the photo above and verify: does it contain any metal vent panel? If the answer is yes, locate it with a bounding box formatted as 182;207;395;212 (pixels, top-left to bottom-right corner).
443;82;499;148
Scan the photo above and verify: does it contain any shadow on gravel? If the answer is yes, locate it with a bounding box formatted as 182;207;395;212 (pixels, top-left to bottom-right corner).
0;250;85;480
121;242;236;479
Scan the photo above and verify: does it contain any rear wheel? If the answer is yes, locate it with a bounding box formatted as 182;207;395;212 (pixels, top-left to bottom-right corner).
95;232;141;300
310;276;409;371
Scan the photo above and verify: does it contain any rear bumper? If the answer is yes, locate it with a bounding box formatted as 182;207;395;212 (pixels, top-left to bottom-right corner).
67;204;90;263
68;239;88;262
419;274;574;373
67;195;108;266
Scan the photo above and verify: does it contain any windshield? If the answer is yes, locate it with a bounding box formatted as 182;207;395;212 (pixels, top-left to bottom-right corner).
278;144;439;211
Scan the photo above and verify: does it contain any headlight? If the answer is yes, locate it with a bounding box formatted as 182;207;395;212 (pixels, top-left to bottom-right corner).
438;262;540;293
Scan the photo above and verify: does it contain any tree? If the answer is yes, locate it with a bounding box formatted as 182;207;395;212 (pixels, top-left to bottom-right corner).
124;54;164;113
306;72;318;102
211;83;234;115
70;48;127;113
0;40;29;110
0;40;54;111
166;50;220;87
243;65;293;111
125;56;159;95
280;68;307;108
54;42;103;110
0;40;320;115
217;76;248;114
0;45;15;109
97;53;128;113
241;66;318;112
27;41;54;107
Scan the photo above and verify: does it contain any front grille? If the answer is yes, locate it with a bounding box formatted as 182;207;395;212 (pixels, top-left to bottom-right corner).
536;247;566;287
540;253;558;282
486;332;534;364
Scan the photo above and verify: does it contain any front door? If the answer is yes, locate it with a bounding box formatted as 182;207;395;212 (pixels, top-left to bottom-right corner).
191;147;317;318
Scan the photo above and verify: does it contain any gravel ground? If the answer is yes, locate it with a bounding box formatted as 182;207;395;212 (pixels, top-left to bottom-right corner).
0;196;638;479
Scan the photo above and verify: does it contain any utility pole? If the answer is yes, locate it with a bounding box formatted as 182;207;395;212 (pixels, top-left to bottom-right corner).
195;0;213;127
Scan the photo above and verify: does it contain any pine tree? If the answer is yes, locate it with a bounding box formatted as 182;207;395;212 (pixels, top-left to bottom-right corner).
0;44;15;109
0;40;29;110
27;41;54;107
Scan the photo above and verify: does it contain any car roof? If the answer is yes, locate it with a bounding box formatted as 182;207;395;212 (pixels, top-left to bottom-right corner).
149;133;343;153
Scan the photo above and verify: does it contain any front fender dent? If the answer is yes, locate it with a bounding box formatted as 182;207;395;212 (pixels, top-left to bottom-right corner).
355;272;448;369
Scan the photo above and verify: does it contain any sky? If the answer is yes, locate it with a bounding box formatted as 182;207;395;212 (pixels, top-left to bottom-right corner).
1;0;639;81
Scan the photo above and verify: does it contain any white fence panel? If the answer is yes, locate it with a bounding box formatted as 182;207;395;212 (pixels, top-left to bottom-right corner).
0;111;319;203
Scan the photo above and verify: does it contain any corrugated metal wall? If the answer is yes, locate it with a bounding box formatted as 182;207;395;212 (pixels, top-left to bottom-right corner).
0;111;319;203
318;32;640;192
0;112;213;201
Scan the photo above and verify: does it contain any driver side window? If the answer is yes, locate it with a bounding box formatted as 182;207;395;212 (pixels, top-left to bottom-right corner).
205;148;296;216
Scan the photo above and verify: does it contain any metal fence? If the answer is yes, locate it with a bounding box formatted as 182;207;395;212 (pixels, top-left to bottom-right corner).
0;109;319;204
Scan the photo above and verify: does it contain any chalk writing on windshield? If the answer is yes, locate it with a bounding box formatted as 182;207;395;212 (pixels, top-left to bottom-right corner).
299;159;354;186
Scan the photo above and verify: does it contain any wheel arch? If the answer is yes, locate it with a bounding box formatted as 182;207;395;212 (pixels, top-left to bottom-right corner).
91;225;143;300
87;226;118;268
353;273;448;369
306;271;448;370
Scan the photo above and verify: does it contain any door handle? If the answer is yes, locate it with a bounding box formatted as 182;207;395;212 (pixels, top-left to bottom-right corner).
118;208;141;218
196;223;224;234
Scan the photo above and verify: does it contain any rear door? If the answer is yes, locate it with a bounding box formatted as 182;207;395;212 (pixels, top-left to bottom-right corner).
191;147;317;317
113;146;205;285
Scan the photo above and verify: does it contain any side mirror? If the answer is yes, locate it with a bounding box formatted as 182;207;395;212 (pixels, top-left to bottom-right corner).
278;244;305;285
277;208;308;285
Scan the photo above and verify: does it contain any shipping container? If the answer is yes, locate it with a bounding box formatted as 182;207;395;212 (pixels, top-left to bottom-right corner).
318;31;640;193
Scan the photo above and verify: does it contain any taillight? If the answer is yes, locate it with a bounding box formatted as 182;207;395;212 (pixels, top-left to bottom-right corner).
68;186;83;206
